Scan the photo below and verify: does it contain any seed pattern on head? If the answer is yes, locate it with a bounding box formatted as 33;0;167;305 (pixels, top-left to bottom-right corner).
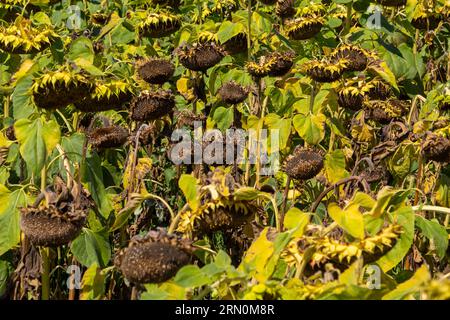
176;42;226;72
89;125;129;149
330;45;369;72
130;89;175;121
114;229;194;284
422;134;450;163
218;81;248;105
136;58;175;84
283;147;324;180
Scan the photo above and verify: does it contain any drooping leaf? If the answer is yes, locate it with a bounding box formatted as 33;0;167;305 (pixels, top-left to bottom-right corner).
0;185;28;256
14;116;61;177
328;203;365;239
376;206;415;272
70;228;111;268
415;216;448;260
292;113;326;145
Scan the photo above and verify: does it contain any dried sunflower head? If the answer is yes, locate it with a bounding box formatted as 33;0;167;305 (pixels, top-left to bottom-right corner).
330;44;369;72
114;229;195;284
283;147;324;180
31;67;94;110
364;99;409;123
246;51;294;78
411;11;443;30
338;82;370;111
259;0;277;5
20;179;91;247
375;0;406;7
176;42;226;72
176;169;256;237
90;12;111;27
275;0;296;19
223;32;248;55
74;79;134;112
284;16;324;40
421;133;450;163
218;81;248;105
304;58;348;83
137;10;181;38
136;57;175;85
0;17;57;54
130;89;175;121
89;125;129;149
364;79;392;100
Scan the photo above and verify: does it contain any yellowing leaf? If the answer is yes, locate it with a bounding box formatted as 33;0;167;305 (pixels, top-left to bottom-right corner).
328;203;365;239
179;174;199;211
382;265;430;300
292;113;326;145
284;207;310;237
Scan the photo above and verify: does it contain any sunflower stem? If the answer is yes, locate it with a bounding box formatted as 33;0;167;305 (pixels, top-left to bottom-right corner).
343;2;352;36
247;0;252;61
3;95;9;119
41;247;50;300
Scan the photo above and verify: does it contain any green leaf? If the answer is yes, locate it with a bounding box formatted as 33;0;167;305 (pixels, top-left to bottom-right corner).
367;60;398;91
80;263;106;300
234;187;261;201
213;107;233;131
178;174;199;211
217;21;245;44
70;228;111;268
382;265;430;300
324;149;349;184
14;116;60;177
369;187;397;218
82;153;113;218
68;37;94;64
12;74;35;119
376;206;415;272
173;265;211;288
214;250;232;269
0;258;13;297
283;207;310;237
328;203;365;239
0;185;28;256
415;216;448;260
292;113;326;145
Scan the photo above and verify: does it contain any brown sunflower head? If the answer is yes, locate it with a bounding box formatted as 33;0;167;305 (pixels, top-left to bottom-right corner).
176;42;226;72
74;80;134;112
137;11;181;38
90;12;111;26
259;0;277;5
283;147;324;180
330;45;369;72
136;57;175;84
365;80;392;100
223;32;248;55
32;69;94;110
246;51;295;78
89;125;129;149
114;229;194;284
20;180;90;247
284;16;324;40
421;133;450;163
375;0;406;7
338;84;368;111
364;99;409;124
130;89;175;121
275;0;296;19
411;13;443;30
304;58;348;83
218;81;248;105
